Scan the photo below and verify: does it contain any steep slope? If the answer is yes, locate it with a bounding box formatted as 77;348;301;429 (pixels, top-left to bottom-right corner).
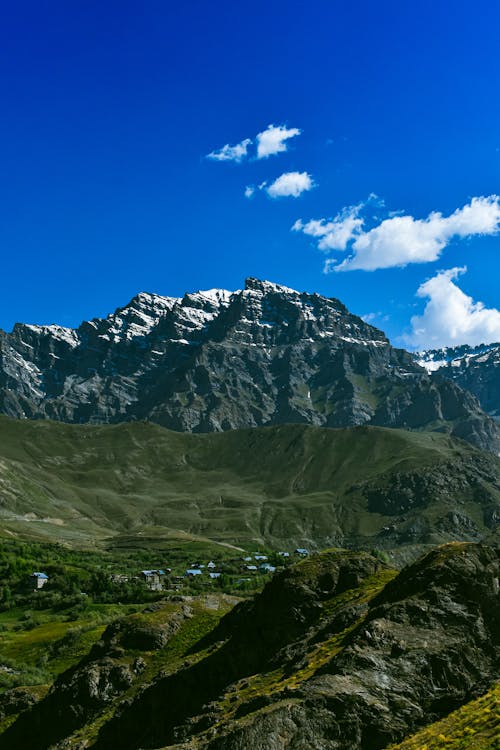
93;544;500;750
2;544;498;750
1;416;500;552
417;343;500;422
387;680;499;750
1;279;498;451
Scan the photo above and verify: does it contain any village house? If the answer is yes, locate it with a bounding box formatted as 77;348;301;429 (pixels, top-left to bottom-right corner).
141;569;165;591
260;563;276;573
185;568;202;578
295;548;309;557
31;572;49;590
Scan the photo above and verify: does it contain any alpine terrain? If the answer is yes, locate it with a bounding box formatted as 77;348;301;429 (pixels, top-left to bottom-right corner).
1;280;499;750
417;342;500;422
1;278;499;453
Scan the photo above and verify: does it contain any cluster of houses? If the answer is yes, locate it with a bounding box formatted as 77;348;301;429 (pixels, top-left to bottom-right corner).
29;548;310;594
139;549;310;590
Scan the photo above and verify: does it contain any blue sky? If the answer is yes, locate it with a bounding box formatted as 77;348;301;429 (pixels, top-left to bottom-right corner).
1;0;500;349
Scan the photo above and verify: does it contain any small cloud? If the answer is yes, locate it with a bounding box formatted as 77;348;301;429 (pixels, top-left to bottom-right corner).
256;124;301;159
265;171;314;199
206;137;252;163
244;186;255;199
404;267;500;349
293;201;365;252
361;311;390;325
293;195;500;272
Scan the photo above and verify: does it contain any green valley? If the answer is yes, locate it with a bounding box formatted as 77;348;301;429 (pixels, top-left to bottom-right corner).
1;416;499;555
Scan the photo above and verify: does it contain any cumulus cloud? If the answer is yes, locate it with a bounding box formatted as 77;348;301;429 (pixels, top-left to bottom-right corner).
207;123;301;163
292;202;365;251
266;171;314;198
294;195;500;272
206;138;252;163
246;172;314;199
405;267;500;349
256;124;301;159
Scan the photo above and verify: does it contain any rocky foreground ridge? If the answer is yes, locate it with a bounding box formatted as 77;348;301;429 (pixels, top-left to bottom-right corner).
1;278;499;452
1;543;498;749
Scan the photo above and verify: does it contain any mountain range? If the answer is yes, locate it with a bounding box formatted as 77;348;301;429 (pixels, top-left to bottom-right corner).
1;278;499;453
1;281;499;749
417;342;500;422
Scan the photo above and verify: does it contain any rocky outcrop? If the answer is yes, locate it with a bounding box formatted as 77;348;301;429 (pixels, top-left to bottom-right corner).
95;545;499;750
1;279;499;452
2;545;499;750
0;603;190;749
187;544;500;750
0;686;41;723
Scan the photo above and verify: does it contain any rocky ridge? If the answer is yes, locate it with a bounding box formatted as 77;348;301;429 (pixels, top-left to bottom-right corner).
417;343;500;422
1;543;498;750
1;278;499;452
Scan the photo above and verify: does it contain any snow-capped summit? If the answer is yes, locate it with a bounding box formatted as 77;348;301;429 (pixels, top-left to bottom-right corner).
0;279;498;452
244;277;298;295
415;342;500;373
415;342;500;420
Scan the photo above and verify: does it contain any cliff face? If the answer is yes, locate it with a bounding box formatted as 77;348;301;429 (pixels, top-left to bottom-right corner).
2;544;498;750
1;278;499;452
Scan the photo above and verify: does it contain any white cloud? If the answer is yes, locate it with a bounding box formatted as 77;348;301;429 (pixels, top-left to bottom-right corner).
404;267;500;349
266;171;314;198
294;195;500;272
256;124;301;159
206;137;252;163
293;203;364;251
361;311;389;325
247;172;314;200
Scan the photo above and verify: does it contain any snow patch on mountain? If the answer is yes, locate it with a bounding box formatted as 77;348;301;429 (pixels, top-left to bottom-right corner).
416;342;500;372
21;324;80;347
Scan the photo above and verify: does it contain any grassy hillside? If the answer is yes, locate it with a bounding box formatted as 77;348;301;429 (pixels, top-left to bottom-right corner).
0;416;499;552
387;681;500;750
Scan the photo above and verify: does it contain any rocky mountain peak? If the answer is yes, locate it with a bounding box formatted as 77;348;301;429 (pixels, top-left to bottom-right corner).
244;277;298;295
1;279;499;451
